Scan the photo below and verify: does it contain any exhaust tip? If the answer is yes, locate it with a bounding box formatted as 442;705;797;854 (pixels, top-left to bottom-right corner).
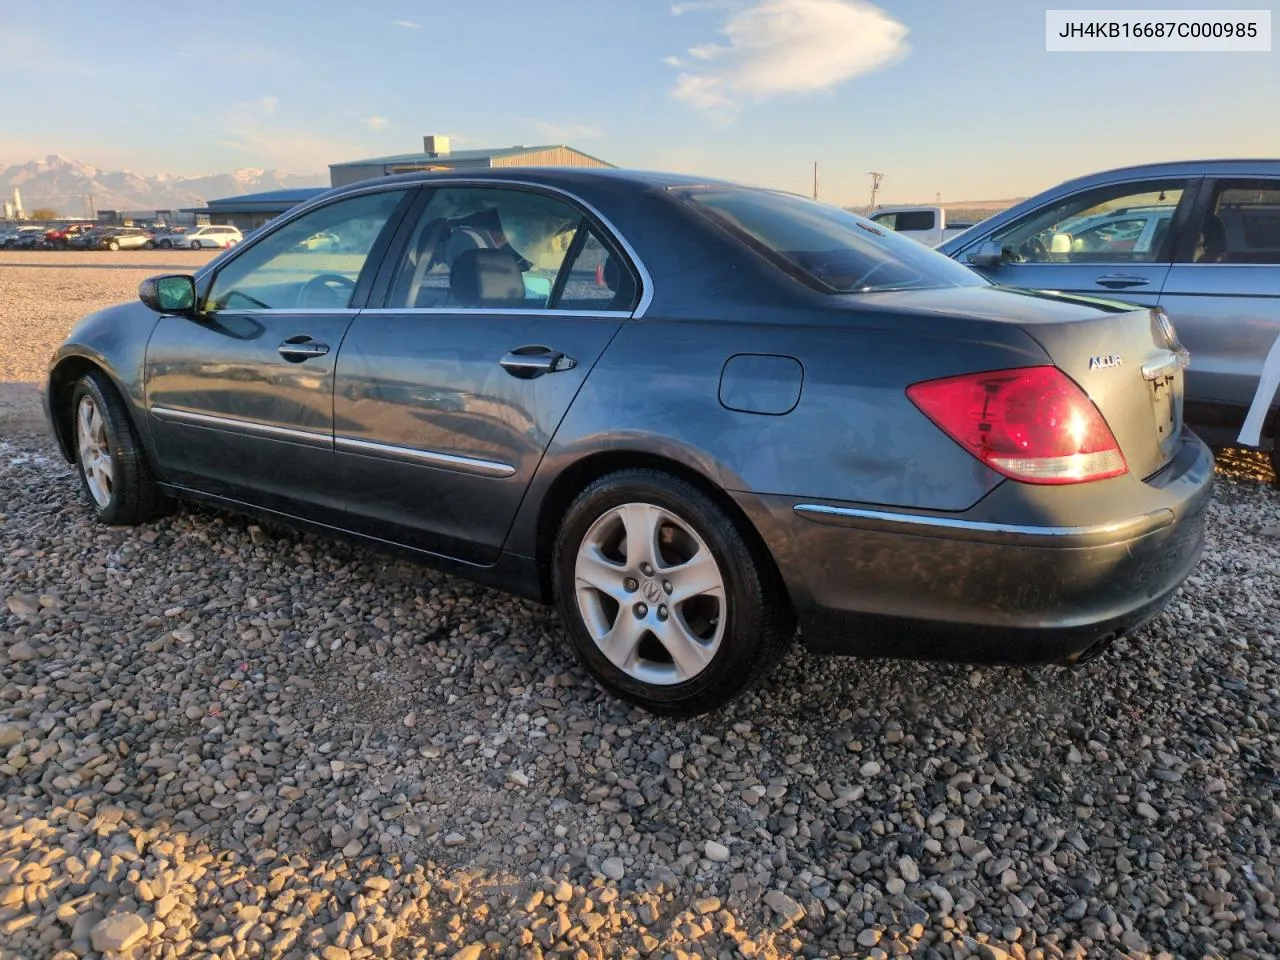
1060;633;1117;667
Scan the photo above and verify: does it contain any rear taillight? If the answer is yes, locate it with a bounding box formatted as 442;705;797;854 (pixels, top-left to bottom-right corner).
907;365;1127;485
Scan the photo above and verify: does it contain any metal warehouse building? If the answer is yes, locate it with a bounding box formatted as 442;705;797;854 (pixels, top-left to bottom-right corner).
328;135;613;187
180;187;327;234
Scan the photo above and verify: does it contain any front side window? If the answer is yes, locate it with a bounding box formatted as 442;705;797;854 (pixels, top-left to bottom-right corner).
386;186;639;311
680;187;985;294
1192;179;1280;264
993;180;1186;264
206;190;406;311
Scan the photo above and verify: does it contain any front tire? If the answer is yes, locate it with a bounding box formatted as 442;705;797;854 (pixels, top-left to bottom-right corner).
189;240;201;250
158;238;171;249
552;469;793;716
107;240;120;251
70;372;163;525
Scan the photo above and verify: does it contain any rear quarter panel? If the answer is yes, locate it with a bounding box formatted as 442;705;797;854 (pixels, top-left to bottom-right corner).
505;302;1053;557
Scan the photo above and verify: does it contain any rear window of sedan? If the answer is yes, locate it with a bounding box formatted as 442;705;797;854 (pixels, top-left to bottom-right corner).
677;186;987;294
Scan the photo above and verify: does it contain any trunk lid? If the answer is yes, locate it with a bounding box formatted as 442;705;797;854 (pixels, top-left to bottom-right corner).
858;285;1189;479
1017;302;1187;479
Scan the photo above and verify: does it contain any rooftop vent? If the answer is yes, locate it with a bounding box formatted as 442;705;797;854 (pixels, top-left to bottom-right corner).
423;135;451;157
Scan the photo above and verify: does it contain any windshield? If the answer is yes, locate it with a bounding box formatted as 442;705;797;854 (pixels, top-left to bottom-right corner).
677;186;987;294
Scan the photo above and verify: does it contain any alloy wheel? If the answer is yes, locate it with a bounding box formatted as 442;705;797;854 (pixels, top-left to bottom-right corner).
573;502;726;686
76;394;114;508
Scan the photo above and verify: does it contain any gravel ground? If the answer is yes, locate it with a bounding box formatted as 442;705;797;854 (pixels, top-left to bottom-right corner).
1;253;1279;960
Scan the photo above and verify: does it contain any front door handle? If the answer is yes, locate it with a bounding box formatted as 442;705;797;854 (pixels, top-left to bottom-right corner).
499;346;577;378
278;336;330;362
1094;274;1150;289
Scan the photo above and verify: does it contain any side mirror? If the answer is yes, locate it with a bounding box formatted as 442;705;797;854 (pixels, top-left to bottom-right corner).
966;239;1004;267
140;274;197;315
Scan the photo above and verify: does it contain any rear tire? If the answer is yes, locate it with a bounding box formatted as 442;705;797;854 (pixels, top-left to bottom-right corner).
552;469;793;716
158;238;171;249
70;371;164;525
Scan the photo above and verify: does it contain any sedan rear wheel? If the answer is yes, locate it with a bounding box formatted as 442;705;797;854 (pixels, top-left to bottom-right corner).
553;469;792;715
71;372;164;525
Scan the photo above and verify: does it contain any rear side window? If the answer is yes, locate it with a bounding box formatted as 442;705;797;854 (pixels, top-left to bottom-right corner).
893;210;936;231
679;187;985;294
1194;179;1280;264
385;186;639;311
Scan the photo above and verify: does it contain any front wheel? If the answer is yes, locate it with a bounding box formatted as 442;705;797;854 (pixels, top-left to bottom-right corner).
158;238;171;249
189;240;201;250
70;372;164;525
553;469;793;716
107;240;120;251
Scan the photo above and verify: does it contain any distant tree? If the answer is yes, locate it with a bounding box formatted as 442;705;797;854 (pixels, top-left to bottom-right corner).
30;207;59;220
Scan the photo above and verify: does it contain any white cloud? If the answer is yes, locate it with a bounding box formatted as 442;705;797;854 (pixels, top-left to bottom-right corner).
218;98;360;173
365;116;390;131
528;120;604;142
391;19;422;29
669;0;908;115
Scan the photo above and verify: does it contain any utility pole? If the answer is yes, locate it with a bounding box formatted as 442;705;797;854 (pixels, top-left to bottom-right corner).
868;171;884;210
813;161;818;200
84;191;96;219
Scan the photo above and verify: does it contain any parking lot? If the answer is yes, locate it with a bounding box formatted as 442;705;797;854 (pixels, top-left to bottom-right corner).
1;252;1279;958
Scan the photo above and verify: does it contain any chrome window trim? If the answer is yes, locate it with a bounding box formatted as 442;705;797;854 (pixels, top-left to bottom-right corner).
359;307;629;319
792;503;1173;542
334;436;515;477
151;406;331;448
1165;262;1280;268
203;308;362;317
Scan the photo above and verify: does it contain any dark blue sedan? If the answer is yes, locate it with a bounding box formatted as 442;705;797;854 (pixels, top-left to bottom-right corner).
43;168;1214;715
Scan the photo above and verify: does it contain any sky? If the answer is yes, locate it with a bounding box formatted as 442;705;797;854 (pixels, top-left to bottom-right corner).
0;0;1276;204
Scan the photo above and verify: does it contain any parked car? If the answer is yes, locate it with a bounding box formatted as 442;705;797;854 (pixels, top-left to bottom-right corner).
43;223;96;249
15;228;48;250
297;230;341;251
69;227;111;250
168;224;242;250
939;160;1280;471
96;227;152;251
4;226;47;248
867;205;976;247
43;168;1213;715
149;227;188;249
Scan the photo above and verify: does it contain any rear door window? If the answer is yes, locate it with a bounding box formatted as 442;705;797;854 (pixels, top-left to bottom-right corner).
1188;179;1280;264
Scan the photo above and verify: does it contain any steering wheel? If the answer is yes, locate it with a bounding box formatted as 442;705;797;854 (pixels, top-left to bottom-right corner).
1023;235;1048;262
298;273;356;308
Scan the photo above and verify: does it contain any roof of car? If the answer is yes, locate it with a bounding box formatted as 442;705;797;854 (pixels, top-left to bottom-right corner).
1057;158;1280;186
323;165;749;202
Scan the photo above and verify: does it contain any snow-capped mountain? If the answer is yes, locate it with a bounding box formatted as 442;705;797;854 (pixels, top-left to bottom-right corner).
0;155;329;215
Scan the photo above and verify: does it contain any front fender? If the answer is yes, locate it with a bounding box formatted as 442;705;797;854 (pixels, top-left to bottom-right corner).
45;302;162;464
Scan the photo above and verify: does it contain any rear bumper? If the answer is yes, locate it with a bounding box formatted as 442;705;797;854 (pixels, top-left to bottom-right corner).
734;432;1214;665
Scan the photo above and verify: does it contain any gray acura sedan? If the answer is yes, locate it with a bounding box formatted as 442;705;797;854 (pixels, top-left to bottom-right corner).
44;168;1214;715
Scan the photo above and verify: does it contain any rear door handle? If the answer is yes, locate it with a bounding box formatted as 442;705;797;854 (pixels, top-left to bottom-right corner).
500;347;577;378
278;336;330;362
1094;274;1150;289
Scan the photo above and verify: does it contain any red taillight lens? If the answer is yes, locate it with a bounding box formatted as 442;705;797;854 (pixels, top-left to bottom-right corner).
906;366;1127;485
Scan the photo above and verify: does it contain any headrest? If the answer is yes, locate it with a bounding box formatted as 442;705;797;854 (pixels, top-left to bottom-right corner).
603;256;621;292
450;248;525;306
